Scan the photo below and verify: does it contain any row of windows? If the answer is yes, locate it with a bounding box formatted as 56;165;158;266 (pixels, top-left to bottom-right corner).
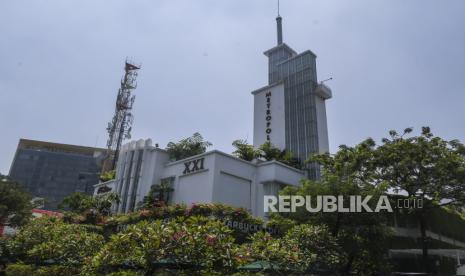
266;49;323;178
115;149;145;213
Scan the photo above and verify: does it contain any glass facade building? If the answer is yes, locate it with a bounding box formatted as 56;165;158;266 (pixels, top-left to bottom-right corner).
257;16;332;179
8;139;105;210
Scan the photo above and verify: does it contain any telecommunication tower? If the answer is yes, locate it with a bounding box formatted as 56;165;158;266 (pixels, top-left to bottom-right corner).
102;60;141;173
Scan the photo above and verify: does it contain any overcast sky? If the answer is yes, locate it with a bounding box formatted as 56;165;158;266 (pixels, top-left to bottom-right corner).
1;0;464;174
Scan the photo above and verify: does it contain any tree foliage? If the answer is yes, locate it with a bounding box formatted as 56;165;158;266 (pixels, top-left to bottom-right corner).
0;174;33;227
100;170;116;182
232;139;261;161
275;137;392;274
58;192;120;220
372;127;465;271
3;127;463;275
239;224;343;273
7;216;104;269
139;180;174;209
232;140;301;169
58;192;94;213
166;132;212;161
85;216;239;274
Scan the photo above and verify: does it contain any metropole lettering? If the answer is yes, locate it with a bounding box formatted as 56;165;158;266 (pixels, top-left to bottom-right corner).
265;91;272;141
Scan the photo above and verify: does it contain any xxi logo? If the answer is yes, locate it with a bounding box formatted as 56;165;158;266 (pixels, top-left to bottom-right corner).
183;158;205;175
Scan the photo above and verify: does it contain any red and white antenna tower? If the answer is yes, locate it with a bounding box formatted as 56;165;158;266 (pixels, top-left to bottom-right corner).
102;59;141;173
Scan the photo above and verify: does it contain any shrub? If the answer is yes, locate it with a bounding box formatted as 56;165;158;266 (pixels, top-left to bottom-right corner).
86;216;240;274
7;216;104;268
5;263;34;276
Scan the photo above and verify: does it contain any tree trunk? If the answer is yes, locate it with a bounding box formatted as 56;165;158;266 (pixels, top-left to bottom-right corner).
419;210;429;273
332;213;342;237
343;253;354;275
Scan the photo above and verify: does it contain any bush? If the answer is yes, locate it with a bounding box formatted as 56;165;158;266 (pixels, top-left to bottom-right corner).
7;216;104;267
86;216;240;274
104;203;266;242
5;263;34;276
35;265;79;276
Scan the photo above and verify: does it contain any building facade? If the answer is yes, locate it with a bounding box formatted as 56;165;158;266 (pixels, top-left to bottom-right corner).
9;139;106;209
93;15;332;216
95;139;304;218
253;15;332;179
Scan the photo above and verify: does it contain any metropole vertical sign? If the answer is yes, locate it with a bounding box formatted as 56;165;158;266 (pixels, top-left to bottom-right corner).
265;91;272;141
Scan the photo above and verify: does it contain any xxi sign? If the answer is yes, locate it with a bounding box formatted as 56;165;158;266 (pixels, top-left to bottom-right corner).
183;158;205;175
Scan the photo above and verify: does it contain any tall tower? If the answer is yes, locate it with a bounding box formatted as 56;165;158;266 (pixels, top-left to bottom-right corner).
102;60;141;173
252;13;332;179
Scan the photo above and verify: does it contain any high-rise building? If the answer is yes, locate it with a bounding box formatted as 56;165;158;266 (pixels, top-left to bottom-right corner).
253;14;332;178
8;139;106;209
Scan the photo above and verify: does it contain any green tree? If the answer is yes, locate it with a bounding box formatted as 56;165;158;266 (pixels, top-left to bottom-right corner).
7;216;104;273
259;142;301;169
238;225;342;274
100;170;116;182
374;127;465;272
276;138;392;275
58;192;120;217
166;132;212;161
58;192;94;213
233;141;301;169
258;142;282;161
85;216;238;274
0;174;33;227
278;150;302;170
139;180;174;209
232;140;261;161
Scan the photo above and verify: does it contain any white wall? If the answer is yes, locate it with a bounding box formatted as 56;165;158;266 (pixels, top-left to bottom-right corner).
211;152;258;214
253;83;286;150
315;95;330;153
214;172;251;210
164;154;216;205
110;143;306;218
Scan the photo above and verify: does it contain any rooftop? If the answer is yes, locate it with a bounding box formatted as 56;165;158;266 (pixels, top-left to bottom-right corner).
17;138;106;157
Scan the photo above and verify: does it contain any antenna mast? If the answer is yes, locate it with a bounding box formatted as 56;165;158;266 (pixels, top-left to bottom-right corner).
276;0;283;45
102;59;141;173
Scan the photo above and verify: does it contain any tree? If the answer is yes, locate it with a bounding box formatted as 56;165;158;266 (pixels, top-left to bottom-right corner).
166;133;212;161
278;150;302;170
232;141;301;169
94;192;121;216
278;181;391;275
7;216;104;273
100;170;116;182
85;216;239;274
239;224;343;274
373;127;465;272
258;141;282;161
275;138;392;274
232;139;261;161
58;192;120;217
58;192;94;213
259;142;302;169
139;180;174;209
0;174;33;227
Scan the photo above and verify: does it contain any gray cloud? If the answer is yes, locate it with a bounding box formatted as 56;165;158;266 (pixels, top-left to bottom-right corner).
1;0;465;173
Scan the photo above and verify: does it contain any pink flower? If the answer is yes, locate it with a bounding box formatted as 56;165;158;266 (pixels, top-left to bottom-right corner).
173;231;186;241
206;234;217;245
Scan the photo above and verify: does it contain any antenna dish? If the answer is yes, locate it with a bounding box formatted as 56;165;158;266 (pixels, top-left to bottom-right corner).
320;77;333;84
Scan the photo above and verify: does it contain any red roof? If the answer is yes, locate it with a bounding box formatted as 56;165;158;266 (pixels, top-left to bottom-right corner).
32;209;63;218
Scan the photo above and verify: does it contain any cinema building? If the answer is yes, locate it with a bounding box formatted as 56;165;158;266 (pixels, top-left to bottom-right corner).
94;14;332;218
94;139;304;218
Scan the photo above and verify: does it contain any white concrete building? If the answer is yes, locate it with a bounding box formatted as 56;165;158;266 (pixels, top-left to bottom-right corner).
94;139;304;218
93;15;336;217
